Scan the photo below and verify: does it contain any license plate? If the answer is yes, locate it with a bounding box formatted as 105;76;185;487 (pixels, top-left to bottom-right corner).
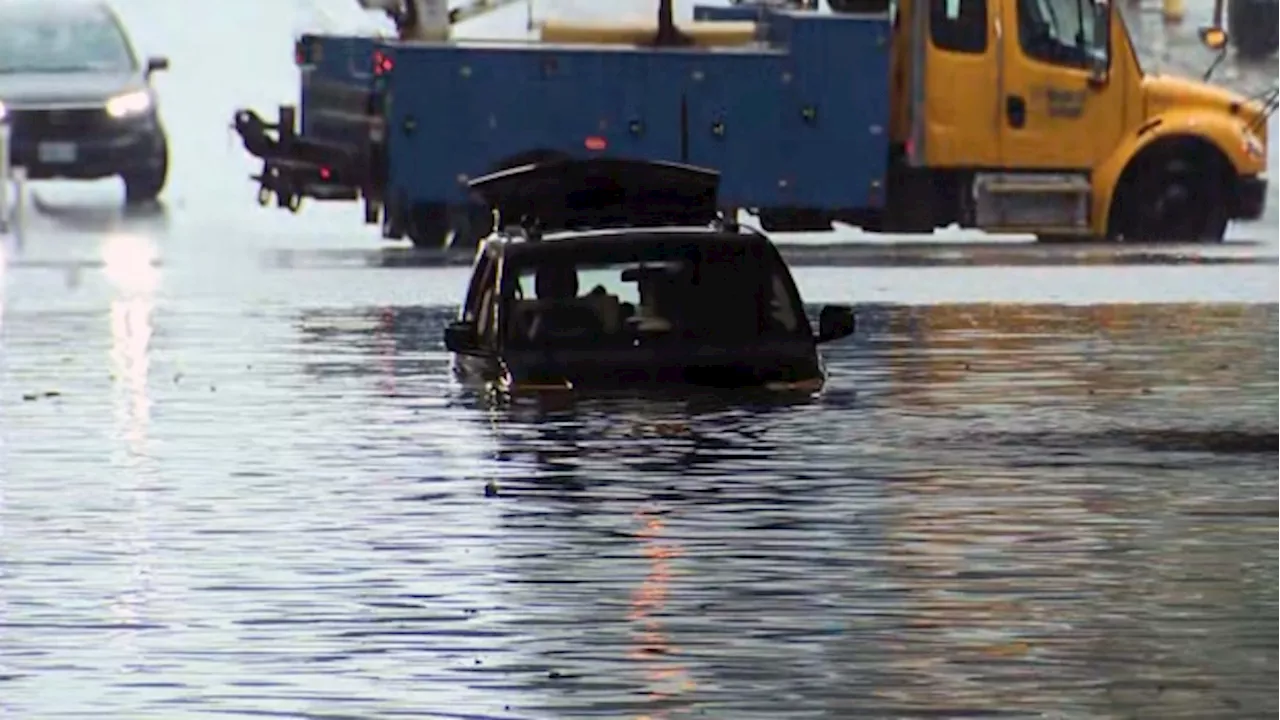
38;142;77;164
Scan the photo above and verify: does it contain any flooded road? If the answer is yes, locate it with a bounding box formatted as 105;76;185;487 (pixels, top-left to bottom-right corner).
2;0;1278;718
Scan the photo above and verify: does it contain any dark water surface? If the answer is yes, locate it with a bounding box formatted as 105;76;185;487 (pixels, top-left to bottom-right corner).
1;0;1278;716
2;247;1276;718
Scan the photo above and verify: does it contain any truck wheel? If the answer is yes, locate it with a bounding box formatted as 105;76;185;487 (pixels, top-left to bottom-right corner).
406;202;451;249
1107;146;1229;243
446;204;495;249
1229;0;1279;59
123;141;169;205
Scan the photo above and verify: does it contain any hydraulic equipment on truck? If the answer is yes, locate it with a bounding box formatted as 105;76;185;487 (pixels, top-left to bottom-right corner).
234;0;1274;247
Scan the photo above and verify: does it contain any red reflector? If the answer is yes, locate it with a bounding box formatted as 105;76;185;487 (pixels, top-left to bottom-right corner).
584;136;607;151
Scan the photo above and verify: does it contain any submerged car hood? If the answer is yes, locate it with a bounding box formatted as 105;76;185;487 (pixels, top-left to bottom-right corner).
502;339;824;389
0;71;140;107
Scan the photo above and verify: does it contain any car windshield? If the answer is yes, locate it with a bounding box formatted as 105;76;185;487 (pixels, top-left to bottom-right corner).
0;12;135;74
503;237;809;350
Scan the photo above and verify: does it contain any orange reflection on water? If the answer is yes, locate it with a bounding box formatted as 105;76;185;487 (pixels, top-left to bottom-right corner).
627;508;696;718
883;303;1272;409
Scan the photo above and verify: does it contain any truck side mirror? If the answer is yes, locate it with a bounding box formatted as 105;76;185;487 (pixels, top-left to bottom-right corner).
816;305;855;344
1087;60;1109;89
1199;26;1229;50
444;320;480;354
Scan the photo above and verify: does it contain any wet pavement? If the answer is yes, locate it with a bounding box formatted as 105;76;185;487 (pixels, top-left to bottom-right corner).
1;1;1278;719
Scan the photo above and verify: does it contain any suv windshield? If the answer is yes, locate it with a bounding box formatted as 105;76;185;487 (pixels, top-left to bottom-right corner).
504;237;809;350
0;12;135;74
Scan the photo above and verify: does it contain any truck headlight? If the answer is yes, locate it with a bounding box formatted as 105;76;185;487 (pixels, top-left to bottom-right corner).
105;90;151;118
1242;129;1265;160
0;101;7;123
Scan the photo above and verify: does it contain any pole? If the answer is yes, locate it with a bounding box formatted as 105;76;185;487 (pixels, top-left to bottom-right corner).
408;0;450;41
0;122;10;235
11;166;24;252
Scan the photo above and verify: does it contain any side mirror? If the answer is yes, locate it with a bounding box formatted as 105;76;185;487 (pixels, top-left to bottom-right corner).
816;305;855;344
1198;26;1228;51
145;56;170;76
443;320;480;354
1087;65;1108;89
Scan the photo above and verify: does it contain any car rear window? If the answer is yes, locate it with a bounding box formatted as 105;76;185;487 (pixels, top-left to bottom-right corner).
0;11;134;74
504;237;808;348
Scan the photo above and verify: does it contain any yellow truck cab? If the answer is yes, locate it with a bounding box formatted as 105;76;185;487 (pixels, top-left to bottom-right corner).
890;0;1270;242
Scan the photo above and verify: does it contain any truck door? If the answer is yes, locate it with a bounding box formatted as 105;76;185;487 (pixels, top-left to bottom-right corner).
998;0;1125;168
919;0;1002;167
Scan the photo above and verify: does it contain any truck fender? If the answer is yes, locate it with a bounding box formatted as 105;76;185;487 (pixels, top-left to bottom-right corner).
1092;110;1265;234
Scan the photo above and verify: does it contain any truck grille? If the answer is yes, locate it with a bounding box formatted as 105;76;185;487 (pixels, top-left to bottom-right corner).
8;107;111;139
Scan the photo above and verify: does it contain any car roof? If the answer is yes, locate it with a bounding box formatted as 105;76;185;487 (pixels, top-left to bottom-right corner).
493;226;775;262
0;0;115;22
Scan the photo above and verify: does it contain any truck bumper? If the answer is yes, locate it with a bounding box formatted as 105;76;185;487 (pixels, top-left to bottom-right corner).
1230;173;1268;221
7;110;164;181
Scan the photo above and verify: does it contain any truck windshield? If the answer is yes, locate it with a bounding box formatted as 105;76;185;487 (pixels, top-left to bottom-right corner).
504;239;809;350
1022;0;1110;68
0;13;135;74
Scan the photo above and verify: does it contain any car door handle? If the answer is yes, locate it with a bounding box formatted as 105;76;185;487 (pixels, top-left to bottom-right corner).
1006;95;1026;129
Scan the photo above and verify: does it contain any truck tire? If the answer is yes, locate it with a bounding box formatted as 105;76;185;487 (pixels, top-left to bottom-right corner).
406;202;451;249
446;204;496;249
1107;142;1230;243
1229;0;1279;59
123;139;169;205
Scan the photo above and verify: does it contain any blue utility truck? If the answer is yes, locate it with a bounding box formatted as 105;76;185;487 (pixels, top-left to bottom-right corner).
234;0;1272;247
237;0;891;247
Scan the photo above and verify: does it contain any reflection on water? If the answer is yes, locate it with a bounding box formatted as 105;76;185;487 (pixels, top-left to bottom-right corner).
0;299;1274;719
103;231;162;694
104;232;159;458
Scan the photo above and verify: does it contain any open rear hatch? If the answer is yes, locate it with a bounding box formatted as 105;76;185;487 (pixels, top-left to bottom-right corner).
467;157;722;234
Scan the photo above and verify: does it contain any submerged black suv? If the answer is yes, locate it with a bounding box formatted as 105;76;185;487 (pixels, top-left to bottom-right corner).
0;1;170;204
442;157;857;393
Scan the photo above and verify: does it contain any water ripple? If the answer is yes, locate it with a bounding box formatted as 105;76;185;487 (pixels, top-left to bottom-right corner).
1;296;1275;719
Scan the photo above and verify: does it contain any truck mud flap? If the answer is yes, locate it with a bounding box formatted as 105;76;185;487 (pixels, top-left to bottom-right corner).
232;106;372;212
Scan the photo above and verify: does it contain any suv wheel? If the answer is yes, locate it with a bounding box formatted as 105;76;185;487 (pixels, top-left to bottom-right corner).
123;140;169;205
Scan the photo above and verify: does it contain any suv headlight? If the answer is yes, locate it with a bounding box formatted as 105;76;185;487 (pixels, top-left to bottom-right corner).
105;90;151;118
0;100;7;123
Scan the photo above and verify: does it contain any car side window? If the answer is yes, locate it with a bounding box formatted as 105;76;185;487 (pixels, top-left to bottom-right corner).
931;0;987;54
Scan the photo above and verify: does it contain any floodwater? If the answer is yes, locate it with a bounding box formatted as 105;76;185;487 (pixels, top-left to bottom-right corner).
1;0;1278;718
